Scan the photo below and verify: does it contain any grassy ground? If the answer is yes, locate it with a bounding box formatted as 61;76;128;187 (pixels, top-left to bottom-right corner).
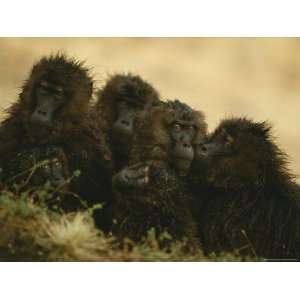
0;186;261;262
0;38;293;261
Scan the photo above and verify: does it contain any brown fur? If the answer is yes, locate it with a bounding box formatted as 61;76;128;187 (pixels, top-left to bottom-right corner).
130;101;207;166
190;118;300;259
4;145;70;189
113;100;207;250
93;73;161;171
91;73;161;231
0;54;93;148
0;54;112;212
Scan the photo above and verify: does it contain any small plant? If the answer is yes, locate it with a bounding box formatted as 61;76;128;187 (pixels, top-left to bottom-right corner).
0;169;262;262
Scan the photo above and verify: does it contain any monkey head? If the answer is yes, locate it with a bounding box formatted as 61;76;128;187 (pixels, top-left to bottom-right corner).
195;118;286;189
131;99;207;174
96;73;160;150
18;54;93;141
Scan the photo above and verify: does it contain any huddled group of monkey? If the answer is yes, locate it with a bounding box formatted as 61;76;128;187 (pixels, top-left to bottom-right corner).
0;53;300;260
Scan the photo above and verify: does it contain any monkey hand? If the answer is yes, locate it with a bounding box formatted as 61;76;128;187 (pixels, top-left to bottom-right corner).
112;163;149;191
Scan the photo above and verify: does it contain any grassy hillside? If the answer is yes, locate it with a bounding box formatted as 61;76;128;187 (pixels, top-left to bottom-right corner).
0;38;295;261
0;186;261;262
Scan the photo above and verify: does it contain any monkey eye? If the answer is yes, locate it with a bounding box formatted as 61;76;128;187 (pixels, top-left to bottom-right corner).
173;123;181;131
55;86;64;93
188;125;195;132
54;90;65;100
54;88;64;96
40;81;49;88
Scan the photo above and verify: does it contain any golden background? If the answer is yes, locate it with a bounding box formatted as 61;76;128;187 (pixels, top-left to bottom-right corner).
0;38;299;181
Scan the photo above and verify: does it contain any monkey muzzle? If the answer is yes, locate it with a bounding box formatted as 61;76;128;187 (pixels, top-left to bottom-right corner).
112;118;133;138
172;142;194;173
30;109;53;128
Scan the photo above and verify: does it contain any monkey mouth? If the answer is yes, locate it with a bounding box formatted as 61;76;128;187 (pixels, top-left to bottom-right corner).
112;127;132;141
112;130;132;148
28;115;54;128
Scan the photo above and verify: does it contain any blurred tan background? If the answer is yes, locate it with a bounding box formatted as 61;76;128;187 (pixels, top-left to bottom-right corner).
0;38;299;181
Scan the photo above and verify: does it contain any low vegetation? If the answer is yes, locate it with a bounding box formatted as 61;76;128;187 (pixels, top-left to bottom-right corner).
0;181;262;262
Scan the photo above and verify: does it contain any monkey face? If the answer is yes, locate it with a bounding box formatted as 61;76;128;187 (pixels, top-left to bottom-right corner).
112;101;137;136
194;128;245;187
30;80;68;128
170;120;196;173
195;119;272;188
112;99;145;146
196;128;235;161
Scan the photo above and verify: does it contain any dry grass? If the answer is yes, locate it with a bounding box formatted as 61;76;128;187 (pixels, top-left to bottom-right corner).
0;38;297;261
0;188;261;262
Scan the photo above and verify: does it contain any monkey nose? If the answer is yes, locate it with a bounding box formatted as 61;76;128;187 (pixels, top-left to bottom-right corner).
37;109;48;117
183;143;192;148
200;145;207;152
196;144;210;158
30;111;52;127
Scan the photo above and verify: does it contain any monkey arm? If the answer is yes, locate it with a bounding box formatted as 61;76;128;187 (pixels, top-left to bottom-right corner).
112;161;199;249
0;121;23;167
112;161;185;200
0;120;28;183
112;163;149;191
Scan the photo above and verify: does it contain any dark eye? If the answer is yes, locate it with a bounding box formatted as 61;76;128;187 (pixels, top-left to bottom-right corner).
54;90;65;100
55;87;64;94
39;81;48;88
173;123;181;131
188;125;195;132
